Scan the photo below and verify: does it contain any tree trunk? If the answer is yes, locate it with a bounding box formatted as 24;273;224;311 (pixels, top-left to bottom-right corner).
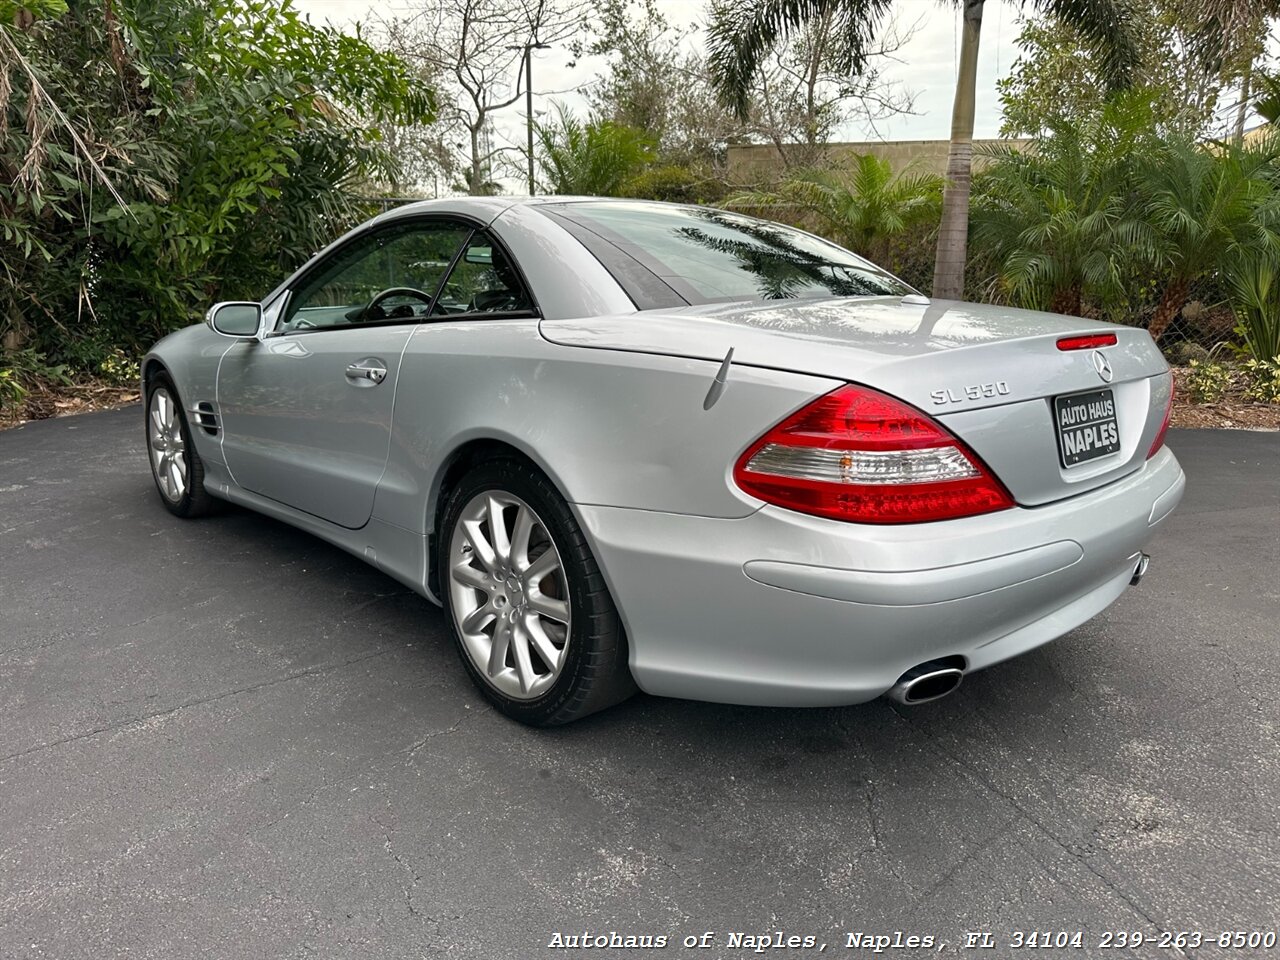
2;293;28;354
1235;54;1252;146
468;125;483;195
1148;277;1190;343
1050;284;1081;318
931;0;984;301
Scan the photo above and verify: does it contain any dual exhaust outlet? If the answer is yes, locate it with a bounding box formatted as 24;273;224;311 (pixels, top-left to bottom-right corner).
887;554;1153;706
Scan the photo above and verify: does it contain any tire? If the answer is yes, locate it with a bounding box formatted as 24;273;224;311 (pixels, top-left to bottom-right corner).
145;373;219;518
438;457;636;726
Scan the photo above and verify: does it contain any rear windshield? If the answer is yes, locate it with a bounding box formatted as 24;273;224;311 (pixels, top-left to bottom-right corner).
544;201;912;306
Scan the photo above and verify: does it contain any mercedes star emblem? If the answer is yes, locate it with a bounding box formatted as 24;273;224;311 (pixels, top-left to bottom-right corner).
1092;350;1113;383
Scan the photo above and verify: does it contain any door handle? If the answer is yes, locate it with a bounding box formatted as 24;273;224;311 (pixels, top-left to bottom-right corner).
345;362;387;384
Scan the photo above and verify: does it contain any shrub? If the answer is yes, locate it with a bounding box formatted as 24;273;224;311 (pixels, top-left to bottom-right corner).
1184;359;1236;403
623;165;728;205
1242;357;1280;403
98;348;141;388
0;368;25;413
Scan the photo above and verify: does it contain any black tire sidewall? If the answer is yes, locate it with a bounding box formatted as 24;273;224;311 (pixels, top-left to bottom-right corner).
437;458;625;725
145;374;205;518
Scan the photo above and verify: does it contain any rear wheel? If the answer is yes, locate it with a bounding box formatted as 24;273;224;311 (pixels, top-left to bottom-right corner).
146;374;218;518
438;458;635;725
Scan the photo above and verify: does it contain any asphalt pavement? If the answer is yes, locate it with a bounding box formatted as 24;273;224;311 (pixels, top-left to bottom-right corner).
1;408;1277;959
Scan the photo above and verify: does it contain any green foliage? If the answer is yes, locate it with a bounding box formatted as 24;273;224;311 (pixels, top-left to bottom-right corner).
1184;358;1236;402
727;154;942;261
1184;356;1280;404
0;346;69;413
0;0;66;20
535;104;656;197
1;0;433;371
707;0;1139;123
1254;70;1280;125
1223;252;1280;361
1242;356;1280;402
0;367;24;412
97;347;140;387
1139;136;1280;340
997;6;1243;138
622;165;728;205
705;0;894;120
971;94;1160;315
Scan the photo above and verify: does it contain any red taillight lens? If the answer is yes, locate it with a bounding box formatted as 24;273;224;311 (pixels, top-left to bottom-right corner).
1147;379;1173;459
1057;333;1118;350
733;385;1016;524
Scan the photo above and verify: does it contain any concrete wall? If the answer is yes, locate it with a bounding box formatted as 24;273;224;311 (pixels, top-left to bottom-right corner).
726;138;1035;182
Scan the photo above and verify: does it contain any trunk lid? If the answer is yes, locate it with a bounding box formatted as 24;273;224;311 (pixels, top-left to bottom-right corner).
540;296;1171;506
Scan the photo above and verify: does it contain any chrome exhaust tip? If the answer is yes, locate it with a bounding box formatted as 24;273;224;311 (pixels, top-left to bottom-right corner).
1130;553;1151;586
887;662;965;705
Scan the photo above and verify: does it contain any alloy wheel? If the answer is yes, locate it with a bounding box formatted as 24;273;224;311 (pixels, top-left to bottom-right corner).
447;490;571;700
148;387;188;503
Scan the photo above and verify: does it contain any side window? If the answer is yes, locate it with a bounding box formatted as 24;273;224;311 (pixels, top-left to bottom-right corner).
432;232;535;317
280;220;472;331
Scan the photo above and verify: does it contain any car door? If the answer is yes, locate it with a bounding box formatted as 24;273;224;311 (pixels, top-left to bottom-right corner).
217;217;474;529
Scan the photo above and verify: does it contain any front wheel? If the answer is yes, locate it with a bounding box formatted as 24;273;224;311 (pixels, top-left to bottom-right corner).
146;374;218;518
438;458;636;725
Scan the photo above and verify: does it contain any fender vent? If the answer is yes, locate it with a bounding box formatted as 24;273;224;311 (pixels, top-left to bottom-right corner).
192;401;220;437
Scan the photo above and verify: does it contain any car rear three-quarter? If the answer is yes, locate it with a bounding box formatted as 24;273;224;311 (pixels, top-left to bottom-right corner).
141;197;1186;724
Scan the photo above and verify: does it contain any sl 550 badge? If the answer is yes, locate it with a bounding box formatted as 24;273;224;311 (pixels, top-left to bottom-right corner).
931;381;1011;405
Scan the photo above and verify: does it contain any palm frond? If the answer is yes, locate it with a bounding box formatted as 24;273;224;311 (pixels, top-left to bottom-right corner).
706;0;893;118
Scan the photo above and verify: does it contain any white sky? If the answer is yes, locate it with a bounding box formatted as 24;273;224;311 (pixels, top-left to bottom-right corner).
293;0;1025;176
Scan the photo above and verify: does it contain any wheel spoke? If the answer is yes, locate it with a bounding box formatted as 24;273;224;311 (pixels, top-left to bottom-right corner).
523;548;559;585
168;458;183;495
509;505;534;572
461;519;499;573
461;603;493;634
527;592;569;624
451;562;489;591
487;616;512;677
525;616;563;673
510;623;536;694
486;495;510;563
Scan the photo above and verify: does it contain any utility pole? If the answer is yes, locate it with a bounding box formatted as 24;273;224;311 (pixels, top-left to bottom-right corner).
511;41;551;195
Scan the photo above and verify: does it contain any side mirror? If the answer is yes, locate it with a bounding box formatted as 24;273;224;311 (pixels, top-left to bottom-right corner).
206;301;262;339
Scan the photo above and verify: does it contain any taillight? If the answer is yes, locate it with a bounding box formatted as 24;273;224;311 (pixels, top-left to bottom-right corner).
733;384;1015;524
1147;379;1173;459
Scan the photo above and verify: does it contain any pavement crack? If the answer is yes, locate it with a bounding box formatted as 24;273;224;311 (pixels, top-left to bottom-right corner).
370;813;430;923
887;704;1187;955
402;711;476;756
0;647;395;766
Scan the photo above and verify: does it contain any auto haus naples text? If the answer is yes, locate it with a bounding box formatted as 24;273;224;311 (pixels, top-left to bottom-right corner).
1057;394;1119;455
546;931;938;951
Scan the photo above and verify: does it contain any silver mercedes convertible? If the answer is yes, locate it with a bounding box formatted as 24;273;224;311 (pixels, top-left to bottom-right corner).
143;197;1185;725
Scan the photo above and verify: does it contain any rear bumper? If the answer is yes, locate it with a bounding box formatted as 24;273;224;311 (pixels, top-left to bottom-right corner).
575;447;1185;707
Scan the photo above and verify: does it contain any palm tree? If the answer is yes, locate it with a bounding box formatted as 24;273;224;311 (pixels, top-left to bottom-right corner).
707;0;1138;301
725;153;942;261
534;103;656;197
1141;136;1280;342
969;96;1156;316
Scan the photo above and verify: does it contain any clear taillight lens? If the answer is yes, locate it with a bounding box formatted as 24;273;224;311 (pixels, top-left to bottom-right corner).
733;385;1015;524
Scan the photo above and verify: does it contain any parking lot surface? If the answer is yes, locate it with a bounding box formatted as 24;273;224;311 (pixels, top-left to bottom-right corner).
1;409;1277;958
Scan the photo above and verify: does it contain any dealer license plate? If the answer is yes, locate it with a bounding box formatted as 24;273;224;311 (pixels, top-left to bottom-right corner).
1054;389;1120;467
